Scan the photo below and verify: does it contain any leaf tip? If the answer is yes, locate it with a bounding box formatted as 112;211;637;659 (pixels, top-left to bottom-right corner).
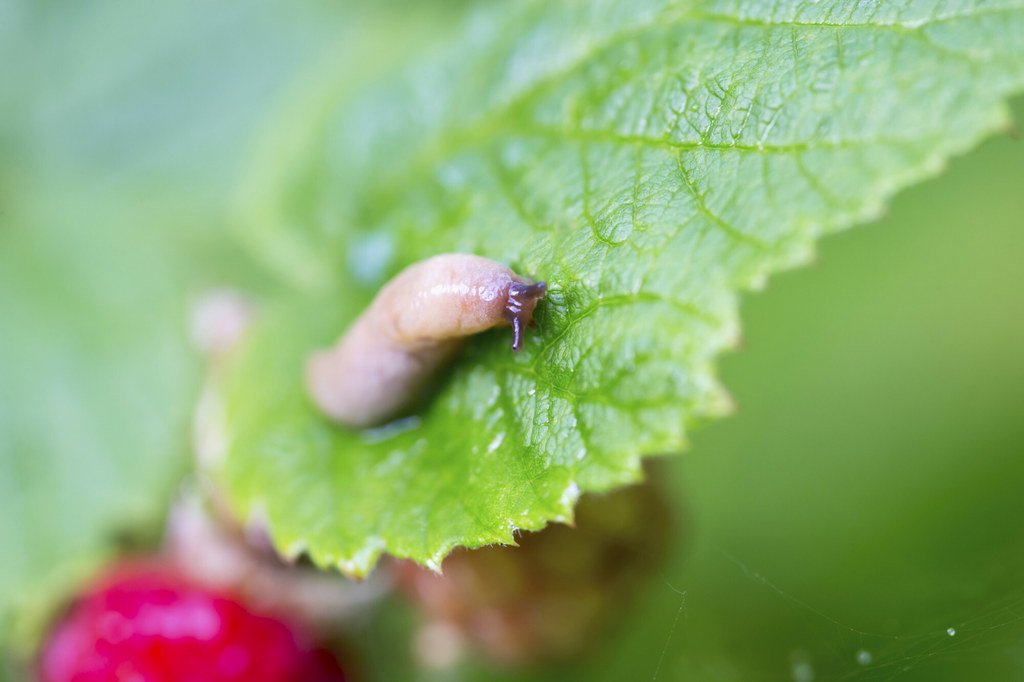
335;536;388;578
335;559;370;579
281;538;309;563
557;481;581;522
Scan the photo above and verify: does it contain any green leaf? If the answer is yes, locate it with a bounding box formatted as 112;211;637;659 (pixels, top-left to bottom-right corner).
220;0;1024;575
0;0;350;647
0;183;197;647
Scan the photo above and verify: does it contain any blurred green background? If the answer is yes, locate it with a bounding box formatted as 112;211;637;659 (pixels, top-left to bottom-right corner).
2;1;1023;680
662;100;1024;681
610;97;1024;682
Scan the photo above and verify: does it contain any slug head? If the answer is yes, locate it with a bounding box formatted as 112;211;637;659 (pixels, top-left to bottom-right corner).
503;281;547;352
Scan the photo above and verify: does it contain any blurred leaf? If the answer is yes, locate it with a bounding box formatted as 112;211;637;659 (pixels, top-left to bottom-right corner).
0;0;353;648
219;0;1024;575
0;184;195;648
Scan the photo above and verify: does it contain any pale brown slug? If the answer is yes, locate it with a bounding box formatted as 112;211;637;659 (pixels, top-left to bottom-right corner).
306;254;547;428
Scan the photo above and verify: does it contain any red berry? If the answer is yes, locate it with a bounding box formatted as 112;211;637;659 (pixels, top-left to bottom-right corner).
39;563;347;682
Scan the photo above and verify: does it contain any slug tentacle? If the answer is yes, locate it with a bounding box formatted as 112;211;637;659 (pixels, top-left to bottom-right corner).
503;281;547;352
307;254;546;428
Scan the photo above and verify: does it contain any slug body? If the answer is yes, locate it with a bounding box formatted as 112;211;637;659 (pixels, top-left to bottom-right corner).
307;254;546;428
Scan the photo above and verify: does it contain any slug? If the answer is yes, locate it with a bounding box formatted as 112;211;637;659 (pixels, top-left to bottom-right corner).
307;253;547;428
